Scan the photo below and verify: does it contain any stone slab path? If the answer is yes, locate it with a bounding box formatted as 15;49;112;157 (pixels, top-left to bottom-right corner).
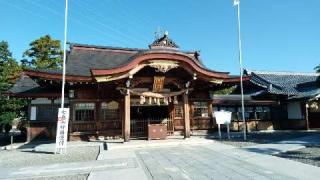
0;158;137;179
89;140;320;180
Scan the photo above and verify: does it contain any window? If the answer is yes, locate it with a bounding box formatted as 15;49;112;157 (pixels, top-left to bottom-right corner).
101;101;119;121
215;106;272;121
174;103;183;118
256;106;271;120
244;107;256;119
193;102;209;117
37;105;59;121
75;103;95;121
31;105;59;121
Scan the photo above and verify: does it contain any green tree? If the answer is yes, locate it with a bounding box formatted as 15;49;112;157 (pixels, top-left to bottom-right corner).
315;64;320;73
0;41;26;127
23;35;63;69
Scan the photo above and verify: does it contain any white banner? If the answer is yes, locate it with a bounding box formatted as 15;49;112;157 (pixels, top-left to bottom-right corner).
55;108;70;154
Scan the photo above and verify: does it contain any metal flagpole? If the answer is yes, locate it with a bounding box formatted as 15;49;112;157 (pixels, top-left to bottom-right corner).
55;0;68;155
61;0;68;109
234;0;246;140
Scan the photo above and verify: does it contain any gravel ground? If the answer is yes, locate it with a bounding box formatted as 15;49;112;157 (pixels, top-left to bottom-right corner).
275;144;320;167
0;146;99;168
209;131;320;148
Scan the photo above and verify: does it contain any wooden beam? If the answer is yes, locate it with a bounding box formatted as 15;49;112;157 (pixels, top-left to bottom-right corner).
183;94;190;138
124;94;131;142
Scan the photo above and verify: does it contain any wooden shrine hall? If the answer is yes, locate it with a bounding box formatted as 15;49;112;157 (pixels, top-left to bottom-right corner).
7;33;277;142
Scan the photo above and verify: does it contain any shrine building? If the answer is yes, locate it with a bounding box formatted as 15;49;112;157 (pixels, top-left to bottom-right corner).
7;33;319;141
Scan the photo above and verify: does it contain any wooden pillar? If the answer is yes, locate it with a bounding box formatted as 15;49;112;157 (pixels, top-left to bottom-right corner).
305;103;310;130
208;101;213;129
68;100;73;141
183;94;190;138
123;94;131;142
96;101;101;134
27;100;31;142
96;83;101;134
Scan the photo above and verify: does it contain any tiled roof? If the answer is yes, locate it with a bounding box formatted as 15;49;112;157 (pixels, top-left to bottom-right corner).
7;75;40;94
6;75;61;96
65;46;139;76
31;43;218;77
246;70;320;99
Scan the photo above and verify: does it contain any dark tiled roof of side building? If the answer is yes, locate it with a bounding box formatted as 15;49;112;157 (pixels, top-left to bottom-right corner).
246;70;320;98
6;74;61;96
6;75;40;94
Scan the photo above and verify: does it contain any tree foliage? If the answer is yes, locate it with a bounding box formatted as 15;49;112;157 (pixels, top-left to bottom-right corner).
0;41;26;126
315;64;320;73
212;86;237;95
23;35;63;70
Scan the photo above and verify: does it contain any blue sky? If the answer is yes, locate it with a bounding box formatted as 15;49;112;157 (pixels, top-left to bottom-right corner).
0;0;319;75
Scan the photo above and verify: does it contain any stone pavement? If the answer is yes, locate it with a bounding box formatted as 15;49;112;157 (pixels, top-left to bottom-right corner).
2;135;320;179
242;134;320;155
0;158;137;179
136;145;293;180
104;136;213;150
88;136;320;180
88;148;149;180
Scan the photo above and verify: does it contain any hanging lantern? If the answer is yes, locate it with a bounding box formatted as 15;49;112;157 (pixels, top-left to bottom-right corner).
174;96;178;104
157;98;161;105
139;96;144;105
142;96;146;104
164;97;169;105
148;97;152;105
154;97;157;103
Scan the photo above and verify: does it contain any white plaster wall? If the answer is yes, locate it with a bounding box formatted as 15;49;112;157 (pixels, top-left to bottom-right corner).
287;101;303;119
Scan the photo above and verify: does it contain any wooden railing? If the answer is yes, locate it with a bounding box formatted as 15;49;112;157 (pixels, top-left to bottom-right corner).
100;120;122;130
72;121;96;132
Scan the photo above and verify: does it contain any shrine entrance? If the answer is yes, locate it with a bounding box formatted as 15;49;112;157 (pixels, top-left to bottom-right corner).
130;104;174;137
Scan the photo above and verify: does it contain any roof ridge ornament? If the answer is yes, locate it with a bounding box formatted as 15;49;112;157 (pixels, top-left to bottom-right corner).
149;30;179;50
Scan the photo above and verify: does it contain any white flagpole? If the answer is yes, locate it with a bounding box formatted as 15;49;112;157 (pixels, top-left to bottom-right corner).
61;0;68;109
235;0;247;140
55;0;68;155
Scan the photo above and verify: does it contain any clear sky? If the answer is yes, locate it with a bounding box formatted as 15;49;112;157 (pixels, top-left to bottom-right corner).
0;0;319;75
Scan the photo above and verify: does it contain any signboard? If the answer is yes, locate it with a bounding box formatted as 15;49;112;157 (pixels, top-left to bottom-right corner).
214;111;232;140
214;111;232;125
55;108;70;154
153;76;165;92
